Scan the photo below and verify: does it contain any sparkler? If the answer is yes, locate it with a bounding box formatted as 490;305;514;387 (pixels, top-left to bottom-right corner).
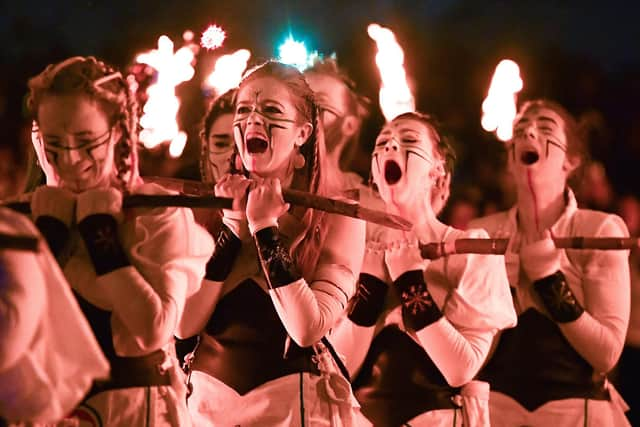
481;59;523;141
367;23;415;122
201;25;226;50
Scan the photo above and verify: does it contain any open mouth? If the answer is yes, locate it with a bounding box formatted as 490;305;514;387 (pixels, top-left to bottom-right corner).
246;137;268;154
384;160;402;185
520;150;539;165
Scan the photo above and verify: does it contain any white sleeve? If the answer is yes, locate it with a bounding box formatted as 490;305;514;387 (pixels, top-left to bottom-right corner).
417;228;517;386
558;214;630;373
268;214;366;347
104;199;214;354
0;248;45;371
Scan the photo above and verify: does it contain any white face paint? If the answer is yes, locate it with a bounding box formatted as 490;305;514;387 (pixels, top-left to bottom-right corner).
233;76;310;177
203;113;234;182
371;117;442;208
508;106;570;186
35;94;118;193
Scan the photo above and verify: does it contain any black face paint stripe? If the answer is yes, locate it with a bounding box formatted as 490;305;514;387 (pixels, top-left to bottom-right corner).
234;122;244;146
405;148;431;164
373;153;382;176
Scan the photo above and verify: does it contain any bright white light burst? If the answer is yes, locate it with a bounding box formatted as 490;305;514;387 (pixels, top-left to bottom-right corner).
201;25;226;50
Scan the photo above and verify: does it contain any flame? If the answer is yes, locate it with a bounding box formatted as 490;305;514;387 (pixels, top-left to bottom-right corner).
481;59;523;141
169;131;188;158
203;49;251;96
135;34;197;151
201;25;226;50
367;23;415;122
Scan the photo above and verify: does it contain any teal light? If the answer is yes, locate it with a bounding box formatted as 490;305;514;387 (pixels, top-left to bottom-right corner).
277;34;320;71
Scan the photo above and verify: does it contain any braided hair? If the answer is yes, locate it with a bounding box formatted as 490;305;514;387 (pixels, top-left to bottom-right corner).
26;56;140;191
237;61;332;277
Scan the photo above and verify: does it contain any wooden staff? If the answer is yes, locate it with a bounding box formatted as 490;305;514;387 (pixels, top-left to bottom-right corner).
420;237;639;260
0;233;40;252
2;178;413;231
3;194;234;213
143;176;413;231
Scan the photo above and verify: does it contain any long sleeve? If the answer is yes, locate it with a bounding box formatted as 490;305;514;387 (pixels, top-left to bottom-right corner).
416;228;517;387
0;249;46;371
557;214;630;373
268;213;366;347
66;183;214;356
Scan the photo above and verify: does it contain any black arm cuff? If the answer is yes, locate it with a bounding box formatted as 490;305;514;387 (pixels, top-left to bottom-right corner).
205;224;242;281
347;273;389;327
253;226;301;289
394;270;442;331
77;214;131;276
35;215;70;259
534;270;584;323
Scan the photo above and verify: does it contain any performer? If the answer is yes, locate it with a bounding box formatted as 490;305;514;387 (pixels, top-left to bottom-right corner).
304;58;370;190
0;207;108;424
199;88;238;185
178;61;366;426
329;112;517;427
176;88;237;364
469;99;631;426
25;56;214;426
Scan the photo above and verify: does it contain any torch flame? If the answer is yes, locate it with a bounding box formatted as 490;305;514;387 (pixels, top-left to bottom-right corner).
367;23;415;122
201;25;226;50
203;49;251;96
135;34;197;153
481;59;523;141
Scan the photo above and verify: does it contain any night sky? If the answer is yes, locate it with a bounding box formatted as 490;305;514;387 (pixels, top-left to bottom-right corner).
2;0;640;193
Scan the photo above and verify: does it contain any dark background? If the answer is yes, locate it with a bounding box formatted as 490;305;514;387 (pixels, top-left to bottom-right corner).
2;0;640;201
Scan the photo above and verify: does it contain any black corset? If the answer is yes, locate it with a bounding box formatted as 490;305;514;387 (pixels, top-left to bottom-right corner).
352;325;459;427
479;307;609;411
195;279;319;395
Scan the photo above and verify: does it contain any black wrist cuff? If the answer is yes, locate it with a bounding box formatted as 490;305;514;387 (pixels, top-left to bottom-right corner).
394;270;442;331
78;214;130;276
347;273;389;327
254;226;301;289
534;270;584;323
205;224;242;281
35;215;70;259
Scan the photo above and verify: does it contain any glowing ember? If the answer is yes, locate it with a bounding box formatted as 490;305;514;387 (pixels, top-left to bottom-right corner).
367;23;415;122
203;49;251;96
201;25;226;50
481;59;523;141
135;35;196;150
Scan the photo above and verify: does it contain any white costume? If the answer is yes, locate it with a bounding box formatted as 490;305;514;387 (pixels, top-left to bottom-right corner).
469;190;631;427
0;207;109;424
44;183;214;427
330;205;517;427
180;208;366;426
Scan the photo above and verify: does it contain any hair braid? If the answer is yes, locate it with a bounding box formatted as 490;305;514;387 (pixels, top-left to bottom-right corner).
26;56;140;192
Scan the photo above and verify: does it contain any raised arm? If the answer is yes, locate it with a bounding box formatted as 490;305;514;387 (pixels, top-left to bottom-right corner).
520;214;630;373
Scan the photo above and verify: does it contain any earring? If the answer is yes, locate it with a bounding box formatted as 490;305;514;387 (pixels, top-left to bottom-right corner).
293;148;306;169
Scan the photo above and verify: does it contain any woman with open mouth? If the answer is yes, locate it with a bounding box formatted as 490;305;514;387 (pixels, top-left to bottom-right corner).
329;111;517;426
178;61;366;426
22;56;214;426
469;99;631;426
